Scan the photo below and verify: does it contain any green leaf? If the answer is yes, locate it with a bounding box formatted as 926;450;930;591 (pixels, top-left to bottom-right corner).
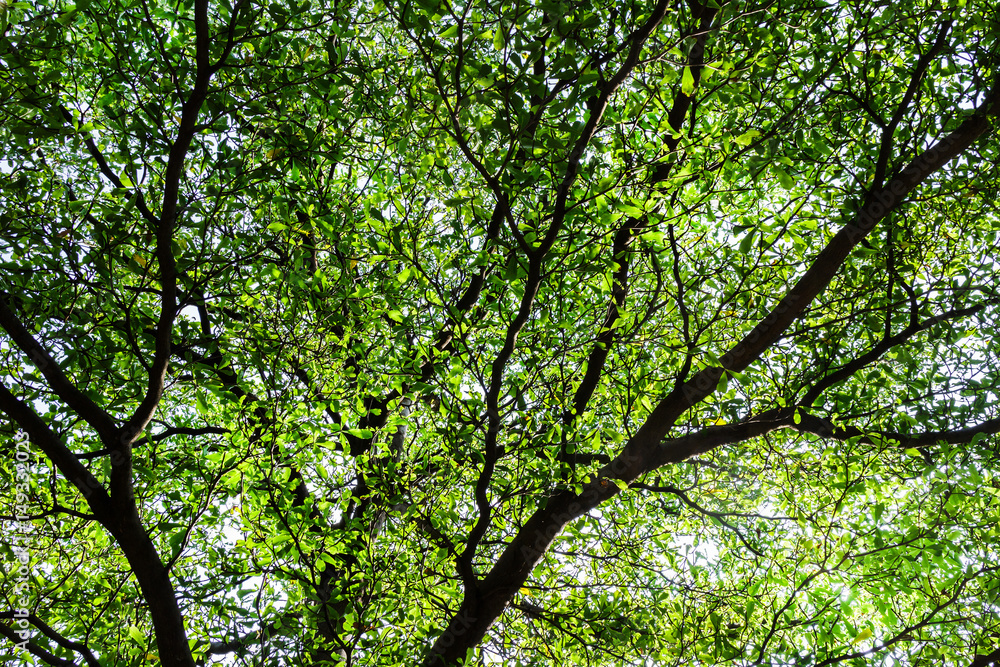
733;129;761;147
4;6;999;667
681;67;696;97
773;165;795;188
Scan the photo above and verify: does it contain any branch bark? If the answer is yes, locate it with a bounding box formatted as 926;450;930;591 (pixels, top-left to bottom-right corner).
421;63;1000;667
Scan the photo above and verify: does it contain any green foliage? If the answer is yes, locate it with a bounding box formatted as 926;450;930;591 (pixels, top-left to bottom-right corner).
1;0;1000;665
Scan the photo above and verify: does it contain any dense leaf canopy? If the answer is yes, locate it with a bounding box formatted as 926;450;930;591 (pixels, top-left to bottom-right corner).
2;0;1000;665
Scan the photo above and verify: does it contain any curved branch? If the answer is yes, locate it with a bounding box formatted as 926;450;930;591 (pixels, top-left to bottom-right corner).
792;411;1000;450
123;0;220;448
0;621;77;667
801;302;988;405
0;613;102;667
0;295;118;443
871;21;952;189
422;77;1000;663
0;380;113;519
630;482;766;556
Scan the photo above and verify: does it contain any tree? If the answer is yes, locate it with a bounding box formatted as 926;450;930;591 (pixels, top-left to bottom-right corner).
1;0;1000;663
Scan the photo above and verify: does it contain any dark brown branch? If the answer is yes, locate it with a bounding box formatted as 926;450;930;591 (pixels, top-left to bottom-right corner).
792;412;1000;449
641;78;1000;469
565;8;721;418
648;7;719;183
56;104;159;227
871;21;952;188
0;622;77;666
102;1;220;664
972;647;1000;667
0;360;192;667
801;303;987;405
455;0;683;602
543;0;674;253
0;381;113;519
422;76;1000;665
0;614;102;667
121;0;219;454
0;295;118;443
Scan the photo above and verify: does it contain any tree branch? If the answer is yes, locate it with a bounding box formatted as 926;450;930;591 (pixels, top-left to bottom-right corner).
422;73;1000;664
0;295;118;444
801;302;988;405
0;380;113;519
871;21;952;189
0;621;78;667
122;0;219;453
0;613;102;667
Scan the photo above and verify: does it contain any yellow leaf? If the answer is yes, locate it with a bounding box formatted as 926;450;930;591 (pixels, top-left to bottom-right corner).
734;129;761;147
852;628;873;644
681;66;695;96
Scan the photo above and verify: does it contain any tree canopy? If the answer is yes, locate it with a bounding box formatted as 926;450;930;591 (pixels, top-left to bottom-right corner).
2;0;1000;664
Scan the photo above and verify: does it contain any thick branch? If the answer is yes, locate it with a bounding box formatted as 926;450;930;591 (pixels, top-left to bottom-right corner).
0;613;102;667
0;295;118;443
639;80;1000;469
456;0;689;600
972;647;1000;667
568;10;718;422
0;380;113;520
792;412;1000;449
122;0;218;450
422;73;1000;665
0;622;77;667
544;0;674;252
